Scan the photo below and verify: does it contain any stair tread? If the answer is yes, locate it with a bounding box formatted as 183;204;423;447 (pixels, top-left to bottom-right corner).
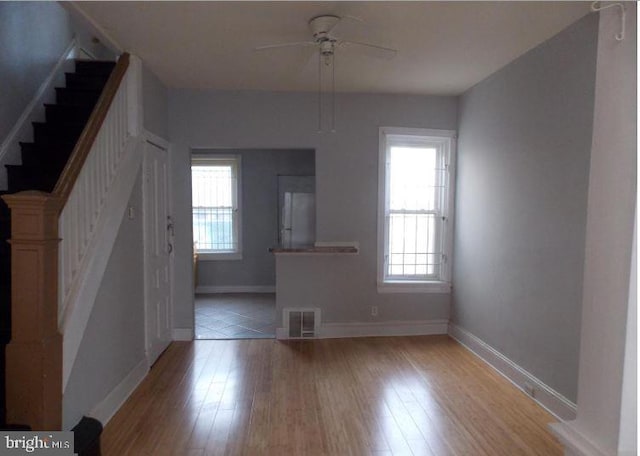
32;120;85;127
20;141;76;149
65;71;110;78
55;87;102;93
43;102;96;109
5;164;60;170
74;59;116;63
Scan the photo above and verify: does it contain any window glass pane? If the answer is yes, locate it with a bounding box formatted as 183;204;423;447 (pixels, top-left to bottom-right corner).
389;146;437;211
388;213;439;277
191;165;233;207
191;163;236;252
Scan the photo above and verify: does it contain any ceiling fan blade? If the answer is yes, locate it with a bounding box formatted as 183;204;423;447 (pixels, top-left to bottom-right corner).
254;41;317;51
340;40;398;60
328;15;365;40
298;48;320;76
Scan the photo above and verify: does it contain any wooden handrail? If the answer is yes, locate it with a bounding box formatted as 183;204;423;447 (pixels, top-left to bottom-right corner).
53;52;130;203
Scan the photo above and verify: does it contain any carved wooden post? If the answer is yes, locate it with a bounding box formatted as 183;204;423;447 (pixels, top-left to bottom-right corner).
2;191;63;430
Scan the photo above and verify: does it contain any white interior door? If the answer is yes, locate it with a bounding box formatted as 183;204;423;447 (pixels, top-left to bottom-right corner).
143;140;172;366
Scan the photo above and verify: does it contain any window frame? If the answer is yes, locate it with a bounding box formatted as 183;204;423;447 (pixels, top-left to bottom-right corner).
377;127;456;293
191;154;243;261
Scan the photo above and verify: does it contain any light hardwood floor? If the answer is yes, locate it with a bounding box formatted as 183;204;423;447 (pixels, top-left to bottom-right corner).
101;336;562;455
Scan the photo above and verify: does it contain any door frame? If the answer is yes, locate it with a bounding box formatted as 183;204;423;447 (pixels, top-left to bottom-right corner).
142;129;174;367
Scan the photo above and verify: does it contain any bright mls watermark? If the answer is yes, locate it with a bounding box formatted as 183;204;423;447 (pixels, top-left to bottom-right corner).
0;432;74;455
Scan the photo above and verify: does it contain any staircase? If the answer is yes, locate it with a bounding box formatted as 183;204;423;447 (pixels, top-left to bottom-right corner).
0;59;116;427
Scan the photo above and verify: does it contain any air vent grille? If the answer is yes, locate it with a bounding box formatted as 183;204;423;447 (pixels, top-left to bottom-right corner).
283;308;320;339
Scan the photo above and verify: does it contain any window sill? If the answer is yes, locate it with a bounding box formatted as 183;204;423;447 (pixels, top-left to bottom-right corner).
197;252;243;261
377;281;451;294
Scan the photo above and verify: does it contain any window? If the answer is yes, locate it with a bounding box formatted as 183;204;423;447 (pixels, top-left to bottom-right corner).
377;128;455;293
191;155;242;260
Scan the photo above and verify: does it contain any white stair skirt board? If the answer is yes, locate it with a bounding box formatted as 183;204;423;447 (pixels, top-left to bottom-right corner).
172;328;194;341
448;323;576;421
87;358;148;427
195;285;276;294
62;138;144;391
549;421;610;456
276;320;449;340
0;39;78;188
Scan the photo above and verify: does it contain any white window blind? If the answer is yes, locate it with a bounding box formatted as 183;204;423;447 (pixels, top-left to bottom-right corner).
191;156;240;256
378;128;455;292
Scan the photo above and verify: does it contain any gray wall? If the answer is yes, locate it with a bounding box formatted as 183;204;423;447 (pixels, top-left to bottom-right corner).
196;149;314;288
169;91;457;329
0;2;73;143
452;14;598;402
142;64;169;139
63;172;145;429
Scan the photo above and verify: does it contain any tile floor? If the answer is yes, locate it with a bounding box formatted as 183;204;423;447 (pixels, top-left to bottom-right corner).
194;293;276;339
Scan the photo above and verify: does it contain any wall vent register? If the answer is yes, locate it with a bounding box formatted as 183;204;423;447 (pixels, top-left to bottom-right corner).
283;308;321;338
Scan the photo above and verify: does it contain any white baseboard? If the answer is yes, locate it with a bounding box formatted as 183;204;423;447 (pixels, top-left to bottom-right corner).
0;39;78;188
549;421;608;456
195;285;276;294
276;319;448;340
87;358;148;426
448;323;576;421
172;328;194;341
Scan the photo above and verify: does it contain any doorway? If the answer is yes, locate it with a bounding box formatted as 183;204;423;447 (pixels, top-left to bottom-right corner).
191;148;315;339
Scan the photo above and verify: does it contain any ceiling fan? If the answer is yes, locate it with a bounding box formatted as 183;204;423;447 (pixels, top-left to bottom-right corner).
255;15;399;132
255;14;398;62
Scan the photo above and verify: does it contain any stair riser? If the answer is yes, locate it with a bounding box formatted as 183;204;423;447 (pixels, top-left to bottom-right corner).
22;152;70;169
45;105;94;125
65;73;110;90
20;152;71;168
75;61;116;76
6;168;59;193
55;88;101;106
20;142;75;155
20;142;75;168
33;124;84;145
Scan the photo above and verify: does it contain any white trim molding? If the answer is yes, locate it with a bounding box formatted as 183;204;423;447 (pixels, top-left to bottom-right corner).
87;358;148;427
172;328;195;341
549;421;609;456
377;127;457;293
195;285;276;294
377;281;451;294
276;319;448;340
448;323;576;421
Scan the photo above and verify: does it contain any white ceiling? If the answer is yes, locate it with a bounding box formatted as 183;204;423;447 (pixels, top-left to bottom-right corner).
75;1;591;95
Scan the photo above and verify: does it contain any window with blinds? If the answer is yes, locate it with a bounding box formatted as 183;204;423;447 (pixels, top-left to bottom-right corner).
191;156;241;258
378;128;455;292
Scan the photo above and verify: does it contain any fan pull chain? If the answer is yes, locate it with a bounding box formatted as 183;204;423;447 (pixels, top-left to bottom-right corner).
331;53;336;132
317;50;322;133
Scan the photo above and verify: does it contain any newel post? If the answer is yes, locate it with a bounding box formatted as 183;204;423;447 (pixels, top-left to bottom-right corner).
2;191;63;430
